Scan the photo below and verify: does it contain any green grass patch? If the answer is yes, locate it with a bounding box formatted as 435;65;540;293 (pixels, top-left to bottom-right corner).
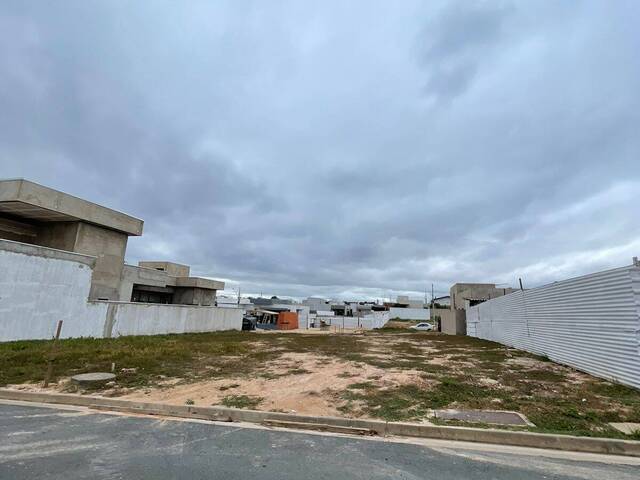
221;395;263;409
0;331;277;388
523;369;566;383
347;381;376;390
341;377;503;422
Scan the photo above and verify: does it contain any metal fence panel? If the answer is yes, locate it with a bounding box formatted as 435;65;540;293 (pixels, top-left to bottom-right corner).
467;265;640;389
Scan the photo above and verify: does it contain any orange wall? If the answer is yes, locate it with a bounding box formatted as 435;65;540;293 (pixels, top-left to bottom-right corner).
277;311;298;330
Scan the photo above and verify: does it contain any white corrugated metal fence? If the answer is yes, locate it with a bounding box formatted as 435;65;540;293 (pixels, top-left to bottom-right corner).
467;264;640;389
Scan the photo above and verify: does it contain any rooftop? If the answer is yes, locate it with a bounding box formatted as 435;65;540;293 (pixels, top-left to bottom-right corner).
0;179;143;236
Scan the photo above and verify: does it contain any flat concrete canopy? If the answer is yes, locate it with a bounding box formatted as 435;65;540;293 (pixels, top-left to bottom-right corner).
0;179;143;236
175;276;225;290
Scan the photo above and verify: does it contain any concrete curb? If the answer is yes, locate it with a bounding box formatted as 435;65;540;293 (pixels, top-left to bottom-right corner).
2;388;639;457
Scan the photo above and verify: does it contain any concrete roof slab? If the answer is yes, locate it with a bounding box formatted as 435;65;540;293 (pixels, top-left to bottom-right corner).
175;276;225;290
0;179;143;236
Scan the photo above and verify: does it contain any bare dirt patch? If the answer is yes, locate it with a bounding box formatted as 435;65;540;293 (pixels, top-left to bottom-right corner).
119;352;425;417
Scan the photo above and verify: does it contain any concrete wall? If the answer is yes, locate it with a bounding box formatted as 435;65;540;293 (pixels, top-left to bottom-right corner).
118;264;171;301
450;283;516;310
430;307;449;332
73;222;128;301
312;312;389;330
138;261;190;277
173;287;215;306
389;307;430;320
0;239;108;341
0;240;241;342
35;222;80;251
102;302;241;337
31;220;128;301
441;309;466;335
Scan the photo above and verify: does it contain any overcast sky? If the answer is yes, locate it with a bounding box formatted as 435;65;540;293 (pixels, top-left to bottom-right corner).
1;1;639;300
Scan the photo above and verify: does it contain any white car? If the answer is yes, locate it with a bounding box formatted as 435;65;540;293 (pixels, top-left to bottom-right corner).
410;322;433;331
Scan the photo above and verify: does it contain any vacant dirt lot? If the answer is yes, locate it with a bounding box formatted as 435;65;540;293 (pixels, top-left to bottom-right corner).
2;328;639;439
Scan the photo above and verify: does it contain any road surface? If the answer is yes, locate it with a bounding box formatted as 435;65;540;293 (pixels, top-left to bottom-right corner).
1;401;638;479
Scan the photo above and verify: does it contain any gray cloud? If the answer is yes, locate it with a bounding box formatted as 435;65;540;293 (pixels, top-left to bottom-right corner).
1;0;639;300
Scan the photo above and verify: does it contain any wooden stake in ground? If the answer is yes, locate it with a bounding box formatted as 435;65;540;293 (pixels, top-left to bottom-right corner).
43;320;63;388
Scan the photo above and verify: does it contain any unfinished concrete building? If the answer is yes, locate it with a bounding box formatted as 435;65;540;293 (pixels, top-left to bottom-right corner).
121;261;223;306
0;179;223;306
435;283;517;335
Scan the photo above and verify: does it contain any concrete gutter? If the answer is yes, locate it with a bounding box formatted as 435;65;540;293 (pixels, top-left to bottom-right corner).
1;388;639;457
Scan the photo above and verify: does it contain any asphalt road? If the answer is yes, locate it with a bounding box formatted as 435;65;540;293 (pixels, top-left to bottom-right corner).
1;401;638;480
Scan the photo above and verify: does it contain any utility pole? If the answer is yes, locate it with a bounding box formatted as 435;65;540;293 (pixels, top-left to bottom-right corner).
430;283;435;324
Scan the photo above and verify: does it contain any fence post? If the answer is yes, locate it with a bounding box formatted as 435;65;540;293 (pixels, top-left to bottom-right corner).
43;320;63;388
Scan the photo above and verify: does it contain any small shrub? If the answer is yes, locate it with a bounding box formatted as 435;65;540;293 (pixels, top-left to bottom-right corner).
221;395;263;409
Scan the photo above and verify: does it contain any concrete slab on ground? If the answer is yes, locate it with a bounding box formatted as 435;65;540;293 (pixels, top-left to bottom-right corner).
609;423;640;435
71;373;116;387
434;409;533;427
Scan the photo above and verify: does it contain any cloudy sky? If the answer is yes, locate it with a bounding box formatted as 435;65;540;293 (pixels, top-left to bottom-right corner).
1;1;639;300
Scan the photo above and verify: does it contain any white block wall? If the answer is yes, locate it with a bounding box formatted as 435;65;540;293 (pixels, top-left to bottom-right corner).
0;245;107;340
106;303;242;337
467;264;640;389
314;312;390;330
0;240;242;342
389;307;430;320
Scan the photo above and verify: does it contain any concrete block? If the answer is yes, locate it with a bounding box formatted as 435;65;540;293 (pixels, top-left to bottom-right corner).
609;423;640;435
71;373;116;387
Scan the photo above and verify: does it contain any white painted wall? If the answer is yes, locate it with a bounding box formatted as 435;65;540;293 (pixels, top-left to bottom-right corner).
389;307;430;320
106;303;242;337
0;243;108;341
0;240;242;342
312;312;389;330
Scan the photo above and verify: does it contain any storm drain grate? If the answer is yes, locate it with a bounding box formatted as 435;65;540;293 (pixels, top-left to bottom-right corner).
434;409;533;426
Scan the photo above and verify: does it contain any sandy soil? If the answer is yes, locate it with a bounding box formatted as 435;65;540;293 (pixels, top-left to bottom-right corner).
118;352;425;416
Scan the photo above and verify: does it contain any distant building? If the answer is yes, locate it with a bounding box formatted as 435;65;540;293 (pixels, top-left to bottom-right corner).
450;283;517;310
393;295;425;309
303;297;331;313
432;295;451;307
435;283;516;335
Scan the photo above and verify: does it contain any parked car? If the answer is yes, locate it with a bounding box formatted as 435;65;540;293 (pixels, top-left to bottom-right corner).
410;322;433;331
